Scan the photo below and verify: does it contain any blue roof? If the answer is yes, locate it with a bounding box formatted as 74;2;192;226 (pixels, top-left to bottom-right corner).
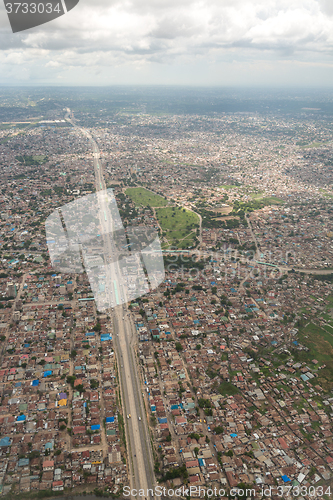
18;458;29;467
282;475;291;483
158;417;167;423
101;334;112;341
17;415;26;422
230;433;238;438
91;424;100;430
32;380;39;386
0;437;11;447
106;417;114;423
43;370;52;377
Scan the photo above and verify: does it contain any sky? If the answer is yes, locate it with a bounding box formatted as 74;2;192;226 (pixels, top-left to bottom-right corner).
1;0;333;86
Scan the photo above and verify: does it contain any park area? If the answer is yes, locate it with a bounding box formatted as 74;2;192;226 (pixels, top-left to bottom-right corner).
297;320;333;391
156;206;199;249
125;187;168;207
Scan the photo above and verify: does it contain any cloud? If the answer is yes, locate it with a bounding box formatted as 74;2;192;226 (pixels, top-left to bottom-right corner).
1;0;333;85
317;0;333;16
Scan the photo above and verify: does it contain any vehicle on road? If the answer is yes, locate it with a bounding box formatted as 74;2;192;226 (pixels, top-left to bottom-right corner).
129;414;131;418
138;417;141;421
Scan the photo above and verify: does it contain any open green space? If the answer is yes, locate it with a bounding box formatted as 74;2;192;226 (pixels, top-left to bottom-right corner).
319;189;333;199
324;295;333;313
125;187;169;207
248;194;284;205
231;196;284;217
220;184;240;190
297;322;333;391
15;154;48;166
156;206;199;249
218;382;240;396
300;307;311;313
0;124;14;130
0;123;30;131
220;185;284;209
249;191;265;200
323;324;333;335
300;142;326;148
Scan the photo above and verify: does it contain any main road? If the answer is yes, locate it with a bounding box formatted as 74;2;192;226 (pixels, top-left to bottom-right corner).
65;110;155;498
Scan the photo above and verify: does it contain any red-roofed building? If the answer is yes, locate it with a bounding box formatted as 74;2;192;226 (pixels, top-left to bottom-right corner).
175;416;187;425
52;480;64;491
73;426;86;435
278;437;288;449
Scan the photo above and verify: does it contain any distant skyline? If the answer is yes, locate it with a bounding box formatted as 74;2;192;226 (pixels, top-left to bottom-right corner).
1;0;333;87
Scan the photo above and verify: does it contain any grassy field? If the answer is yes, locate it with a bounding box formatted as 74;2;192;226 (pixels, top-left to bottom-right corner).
249;193;284;205
249;191;265;200
0;123;30;130
156;206;199;249
220;184;240;190
297;322;333;391
319;189;333;199
218;382;240;396
125;187;169;207
213;206;233;215
301;142;326;148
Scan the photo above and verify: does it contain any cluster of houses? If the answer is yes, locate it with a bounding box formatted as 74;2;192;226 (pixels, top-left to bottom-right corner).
128;260;333;495
0;269;129;495
1;100;333;498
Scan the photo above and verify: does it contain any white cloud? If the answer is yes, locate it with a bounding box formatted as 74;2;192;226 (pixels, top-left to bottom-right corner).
1;0;333;84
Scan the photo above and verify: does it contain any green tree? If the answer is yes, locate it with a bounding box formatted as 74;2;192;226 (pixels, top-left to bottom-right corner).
175;342;183;352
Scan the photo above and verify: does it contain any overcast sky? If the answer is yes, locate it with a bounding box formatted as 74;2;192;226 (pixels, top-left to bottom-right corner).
1;0;333;86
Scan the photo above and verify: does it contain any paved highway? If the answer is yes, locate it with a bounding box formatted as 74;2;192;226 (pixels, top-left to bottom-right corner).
65;110;155;498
